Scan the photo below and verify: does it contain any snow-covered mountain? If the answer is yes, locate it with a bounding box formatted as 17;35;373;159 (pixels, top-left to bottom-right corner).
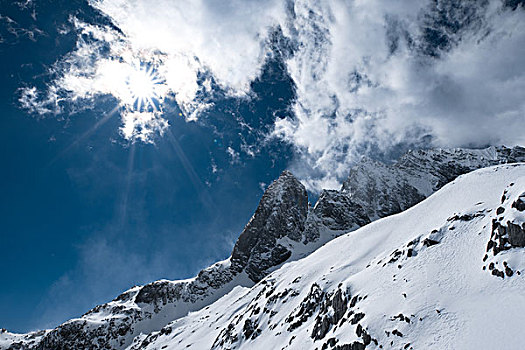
1;146;524;350
129;161;525;350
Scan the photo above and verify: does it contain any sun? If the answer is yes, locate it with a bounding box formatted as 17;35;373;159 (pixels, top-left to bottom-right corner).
126;65;163;111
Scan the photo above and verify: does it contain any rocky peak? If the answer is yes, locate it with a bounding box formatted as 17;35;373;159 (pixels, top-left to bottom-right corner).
338;146;525;222
231;170;309;282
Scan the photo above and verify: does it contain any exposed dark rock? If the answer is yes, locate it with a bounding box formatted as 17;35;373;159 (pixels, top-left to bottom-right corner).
212;324;238;349
311;287;350;340
335;342;366;350
489;219;525;257
322;337;338;349
312;315;332;340
305;190;371;241
505;266;514;277
512;193;525;211
491;269;505;278
350;295;359;308
448;211;486;222
507;222;525;247
231;170;309;282
242;319;255;339
392;329;404;337
331;289;348;324
423;238;440;247
350;313;365;325
392;313;410;323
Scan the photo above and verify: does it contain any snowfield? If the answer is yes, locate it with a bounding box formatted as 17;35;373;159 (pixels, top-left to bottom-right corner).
131;164;525;350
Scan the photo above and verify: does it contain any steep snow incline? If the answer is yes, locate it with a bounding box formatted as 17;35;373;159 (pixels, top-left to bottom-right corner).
134;164;525;350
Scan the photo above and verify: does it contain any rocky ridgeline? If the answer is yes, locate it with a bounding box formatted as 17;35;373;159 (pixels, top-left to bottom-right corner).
2;146;524;350
483;181;525;278
230;170;309;282
306;146;525;243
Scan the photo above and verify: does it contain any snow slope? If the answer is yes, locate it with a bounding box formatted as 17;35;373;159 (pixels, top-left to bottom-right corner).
132;163;525;350
2;147;524;350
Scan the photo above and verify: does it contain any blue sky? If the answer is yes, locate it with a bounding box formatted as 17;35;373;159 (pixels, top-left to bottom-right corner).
2;0;525;334
0;0;295;332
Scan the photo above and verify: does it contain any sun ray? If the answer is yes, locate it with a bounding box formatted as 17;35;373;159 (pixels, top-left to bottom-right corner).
118;142;136;228
47;105;120;166
165;129;215;211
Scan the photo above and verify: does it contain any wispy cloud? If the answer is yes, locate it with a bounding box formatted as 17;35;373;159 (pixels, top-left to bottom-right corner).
18;0;525;187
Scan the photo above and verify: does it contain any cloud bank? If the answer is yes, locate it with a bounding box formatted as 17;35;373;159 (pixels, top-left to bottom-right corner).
20;0;525;188
276;0;525;189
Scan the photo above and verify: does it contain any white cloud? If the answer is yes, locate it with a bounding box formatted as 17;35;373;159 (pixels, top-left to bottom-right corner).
19;0;286;142
274;0;525;190
120;111;169;143
226;146;240;164
19;0;525;187
88;0;287;116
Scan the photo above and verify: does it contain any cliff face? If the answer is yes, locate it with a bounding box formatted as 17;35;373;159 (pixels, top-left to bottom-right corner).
231;170;309;282
306;146;525;243
2;146;524;350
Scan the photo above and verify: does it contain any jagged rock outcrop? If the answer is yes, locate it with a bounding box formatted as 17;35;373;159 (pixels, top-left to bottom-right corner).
302;190;371;244
337;146;525;224
493;197;525;249
305;146;525;245
485;185;525;278
231;170;309;282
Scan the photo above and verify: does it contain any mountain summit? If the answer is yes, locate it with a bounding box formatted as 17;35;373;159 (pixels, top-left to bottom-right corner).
231;170;309;282
1;146;524;350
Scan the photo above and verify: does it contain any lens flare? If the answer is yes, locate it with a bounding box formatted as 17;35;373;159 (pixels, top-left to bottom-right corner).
126;65;163;111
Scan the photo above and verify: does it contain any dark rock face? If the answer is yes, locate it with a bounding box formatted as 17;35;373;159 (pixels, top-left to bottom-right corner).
484;186;525;279
342;158;426;220
496;221;525;249
311;287;349;340
512;193;525;211
286;284;324;331
302;190;371;244
315;190;371;231
487;188;525;258
231;170;309;282
304;147;525;247
334;342;366;350
338;146;525;227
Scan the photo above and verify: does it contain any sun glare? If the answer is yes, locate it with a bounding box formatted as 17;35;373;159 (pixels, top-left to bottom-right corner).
126;65;163;111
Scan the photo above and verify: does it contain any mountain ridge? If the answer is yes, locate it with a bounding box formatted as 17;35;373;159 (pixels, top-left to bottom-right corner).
139;163;525;349
1;145;524;350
